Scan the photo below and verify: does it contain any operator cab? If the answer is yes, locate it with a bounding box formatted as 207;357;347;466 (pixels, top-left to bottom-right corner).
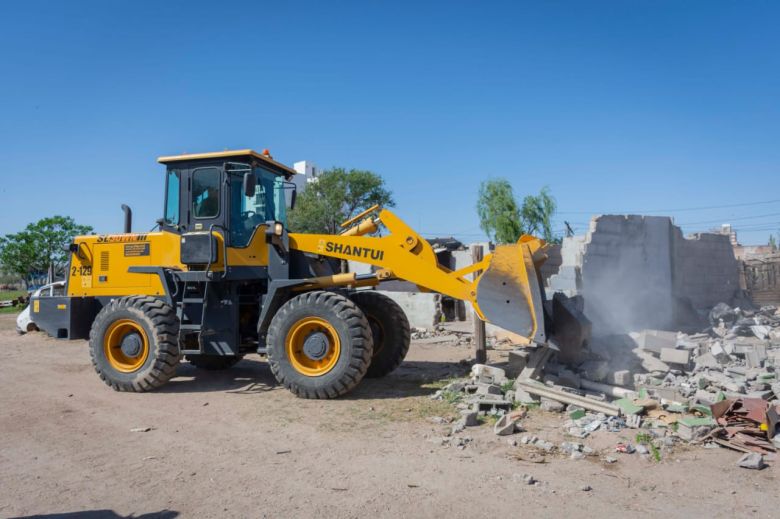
157;149;297;248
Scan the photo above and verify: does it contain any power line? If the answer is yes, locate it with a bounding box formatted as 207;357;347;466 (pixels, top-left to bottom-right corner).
676;212;780;226
557;198;780;215
554;212;780;228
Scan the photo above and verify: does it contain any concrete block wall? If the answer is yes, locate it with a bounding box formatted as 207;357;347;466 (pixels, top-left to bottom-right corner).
376;290;442;329
546;214;742;334
671;229;740;309
579;215;676;333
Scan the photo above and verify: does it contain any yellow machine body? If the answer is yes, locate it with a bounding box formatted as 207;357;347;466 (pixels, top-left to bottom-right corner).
66;208;548;343
67;228;273;298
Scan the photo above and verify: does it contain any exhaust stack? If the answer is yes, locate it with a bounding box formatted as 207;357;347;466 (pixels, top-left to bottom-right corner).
121;204;132;233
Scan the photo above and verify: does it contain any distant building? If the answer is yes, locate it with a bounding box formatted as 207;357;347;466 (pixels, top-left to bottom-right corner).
716;224;739;247
734;244;776;260
292;160;321;193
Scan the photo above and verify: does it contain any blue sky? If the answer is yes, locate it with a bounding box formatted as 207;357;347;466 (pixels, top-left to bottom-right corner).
1;1;778;244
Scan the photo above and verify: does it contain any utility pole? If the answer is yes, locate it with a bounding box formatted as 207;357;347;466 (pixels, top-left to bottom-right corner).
471;244;487;364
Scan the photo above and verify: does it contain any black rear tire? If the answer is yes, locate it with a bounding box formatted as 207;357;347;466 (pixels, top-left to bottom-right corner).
267;291;373;399
185;355;243;370
89;296;181;392
350;291;411;378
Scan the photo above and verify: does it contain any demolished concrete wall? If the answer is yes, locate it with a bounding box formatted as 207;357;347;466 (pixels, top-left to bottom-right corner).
672;228;741;309
548;215;741;334
580;216;676;333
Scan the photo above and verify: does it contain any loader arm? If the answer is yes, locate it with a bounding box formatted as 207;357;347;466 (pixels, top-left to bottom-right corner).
288;208;548;344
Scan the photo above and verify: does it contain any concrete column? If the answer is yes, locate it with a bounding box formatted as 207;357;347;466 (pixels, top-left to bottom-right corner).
471;244;487;363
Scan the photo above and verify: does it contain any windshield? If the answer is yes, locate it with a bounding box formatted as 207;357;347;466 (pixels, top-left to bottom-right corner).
229;167;287;247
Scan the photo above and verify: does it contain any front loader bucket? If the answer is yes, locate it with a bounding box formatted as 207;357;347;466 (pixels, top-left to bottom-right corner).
474;237;548;344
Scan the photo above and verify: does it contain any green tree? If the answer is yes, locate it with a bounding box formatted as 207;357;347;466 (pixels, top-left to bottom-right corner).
770;234;778;251
288;168;394;234
476;179;523;244
477;179;560;244
520;186;558;243
0;216;93;285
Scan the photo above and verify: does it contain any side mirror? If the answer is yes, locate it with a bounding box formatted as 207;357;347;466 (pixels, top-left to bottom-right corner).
283;181;297;210
243;172;257;198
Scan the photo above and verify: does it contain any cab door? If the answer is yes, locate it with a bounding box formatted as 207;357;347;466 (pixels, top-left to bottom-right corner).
186;166;226;233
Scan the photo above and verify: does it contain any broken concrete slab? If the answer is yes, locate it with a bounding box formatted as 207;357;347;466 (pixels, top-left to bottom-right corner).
513;388;539;405
634;349;671;373
637;330;678;354
660;348;690;366
494;414;519;436
506;350;530;377
515;379;620;416
694;352;720;370
710;342;732;364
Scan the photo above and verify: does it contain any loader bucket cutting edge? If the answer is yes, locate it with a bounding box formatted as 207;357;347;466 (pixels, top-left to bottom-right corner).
474;240;547;343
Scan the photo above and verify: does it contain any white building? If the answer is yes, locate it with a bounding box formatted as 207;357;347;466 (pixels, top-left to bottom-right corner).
292;160;321;192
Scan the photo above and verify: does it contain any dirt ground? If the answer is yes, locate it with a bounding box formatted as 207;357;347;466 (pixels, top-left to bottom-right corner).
0;313;777;519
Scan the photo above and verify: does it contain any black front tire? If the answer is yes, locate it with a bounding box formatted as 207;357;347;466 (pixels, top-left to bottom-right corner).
267;291;373;399
89;296;181;392
185;355;243;370
349;291;411;378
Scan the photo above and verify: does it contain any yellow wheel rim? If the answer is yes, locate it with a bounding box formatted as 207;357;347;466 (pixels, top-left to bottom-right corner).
285;317;341;376
103;319;149;373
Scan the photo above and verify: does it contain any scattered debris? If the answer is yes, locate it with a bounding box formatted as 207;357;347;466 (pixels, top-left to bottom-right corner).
540;398;565;413
494;413;519;436
130;427;152;433
737;452;765;470
615;443;635;454
425;303;779;471
460;410;479;427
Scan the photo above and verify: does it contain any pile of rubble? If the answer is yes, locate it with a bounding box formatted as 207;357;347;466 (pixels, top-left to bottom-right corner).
429;303;780;468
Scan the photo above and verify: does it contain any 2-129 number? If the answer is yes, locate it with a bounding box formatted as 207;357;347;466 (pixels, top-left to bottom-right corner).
71;266;92;277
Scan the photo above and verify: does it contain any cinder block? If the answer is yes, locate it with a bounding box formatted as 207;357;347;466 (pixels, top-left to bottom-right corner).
660;348;690;365
605;369;633;387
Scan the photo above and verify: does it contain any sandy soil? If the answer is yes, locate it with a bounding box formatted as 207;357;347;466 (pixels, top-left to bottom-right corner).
0;313;777;519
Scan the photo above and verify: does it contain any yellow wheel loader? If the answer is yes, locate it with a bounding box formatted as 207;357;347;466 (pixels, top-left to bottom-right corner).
31;150;587;398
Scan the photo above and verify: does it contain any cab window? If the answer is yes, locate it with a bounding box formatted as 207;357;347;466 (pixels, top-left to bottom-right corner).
229;168;287;247
164;169;180;225
192;168;220;218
